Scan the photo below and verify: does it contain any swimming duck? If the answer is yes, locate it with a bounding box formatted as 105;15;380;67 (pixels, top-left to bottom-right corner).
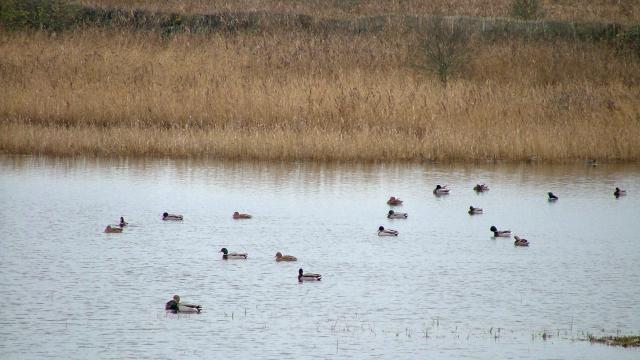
162;212;183;221
165;295;201;314
548;192;558;201
219;247;248;260
387;196;403;206
614;187;627;197
119;217;128;227
378;226;399;236
514;235;530;247
104;225;123;233
387;210;408;219
490;226;511;237
233;211;252;219
275;252;297;262
468;206;483;215
298;268;322;282
473;184;489;192
433;185;450;195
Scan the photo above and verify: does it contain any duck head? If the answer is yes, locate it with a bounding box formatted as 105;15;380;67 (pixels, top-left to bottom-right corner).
435;185;442;190
388;210;394;215
275;252;283;259
378;226;384;231
219;248;228;255
163;212;169;218
490;226;497;232
298;268;304;276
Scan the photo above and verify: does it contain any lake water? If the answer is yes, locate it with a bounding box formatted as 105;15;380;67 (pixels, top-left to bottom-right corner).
1;155;639;359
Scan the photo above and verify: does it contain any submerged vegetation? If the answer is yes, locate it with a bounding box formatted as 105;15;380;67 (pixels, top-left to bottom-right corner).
589;335;640;348
1;0;640;161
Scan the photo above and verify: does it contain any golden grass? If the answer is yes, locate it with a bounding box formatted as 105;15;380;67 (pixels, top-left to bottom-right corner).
1;29;639;161
77;0;640;24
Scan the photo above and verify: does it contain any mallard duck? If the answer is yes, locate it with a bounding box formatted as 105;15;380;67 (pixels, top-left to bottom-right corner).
298;268;321;282
514;235;529;247
275;252;297;262
473;184;489;192
387;210;408;219
219;247;248;260
165;295;201;314
104;225;123;233
378;226;399;236
490;226;511;237
433;185;450;195
548;192;558;201
614;187;627;197
162;212;183;221
119;216;128;227
387;196;403;206
233;211;252;219
468;206;483;215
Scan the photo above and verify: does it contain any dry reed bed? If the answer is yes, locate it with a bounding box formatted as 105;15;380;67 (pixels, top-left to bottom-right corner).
1;30;639;161
78;0;640;25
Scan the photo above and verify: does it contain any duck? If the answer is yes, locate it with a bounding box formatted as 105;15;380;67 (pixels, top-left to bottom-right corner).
232;211;252;219
387;196;403;206
378;226;399;236
104;225;123;233
473;184;489;192
298;268;322;282
219;247;248;260
387;210;408;219
548;192;558;201
490;226;511;237
165;295;201;314
468;206;483;215
275;252;297;262
614;187;627;197
433;185;450;195
119;216;128;227
514;235;530;247
162;212;183;221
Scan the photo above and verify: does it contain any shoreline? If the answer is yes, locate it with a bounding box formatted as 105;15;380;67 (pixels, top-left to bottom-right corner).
1;146;638;164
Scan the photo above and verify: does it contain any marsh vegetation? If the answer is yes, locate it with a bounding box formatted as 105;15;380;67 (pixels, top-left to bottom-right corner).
1;0;639;160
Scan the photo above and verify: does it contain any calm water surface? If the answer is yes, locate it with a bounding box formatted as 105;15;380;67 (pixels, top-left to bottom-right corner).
1;155;639;359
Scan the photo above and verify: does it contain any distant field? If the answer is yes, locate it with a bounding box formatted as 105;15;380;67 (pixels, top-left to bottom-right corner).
78;0;640;24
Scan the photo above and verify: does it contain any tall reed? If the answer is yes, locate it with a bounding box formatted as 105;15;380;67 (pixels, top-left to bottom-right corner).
1;29;639;161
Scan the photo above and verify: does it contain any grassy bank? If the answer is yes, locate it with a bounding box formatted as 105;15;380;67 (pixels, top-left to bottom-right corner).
1;0;639;161
1;28;639;161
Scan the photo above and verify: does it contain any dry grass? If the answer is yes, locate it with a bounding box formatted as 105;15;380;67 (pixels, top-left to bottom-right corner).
1;29;639;161
77;0;640;24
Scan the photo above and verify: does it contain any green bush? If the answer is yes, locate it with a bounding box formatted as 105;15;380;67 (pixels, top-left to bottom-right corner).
616;25;640;58
0;0;80;31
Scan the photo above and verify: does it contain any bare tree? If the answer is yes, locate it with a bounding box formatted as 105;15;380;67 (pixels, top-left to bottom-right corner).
510;0;544;20
417;17;470;86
